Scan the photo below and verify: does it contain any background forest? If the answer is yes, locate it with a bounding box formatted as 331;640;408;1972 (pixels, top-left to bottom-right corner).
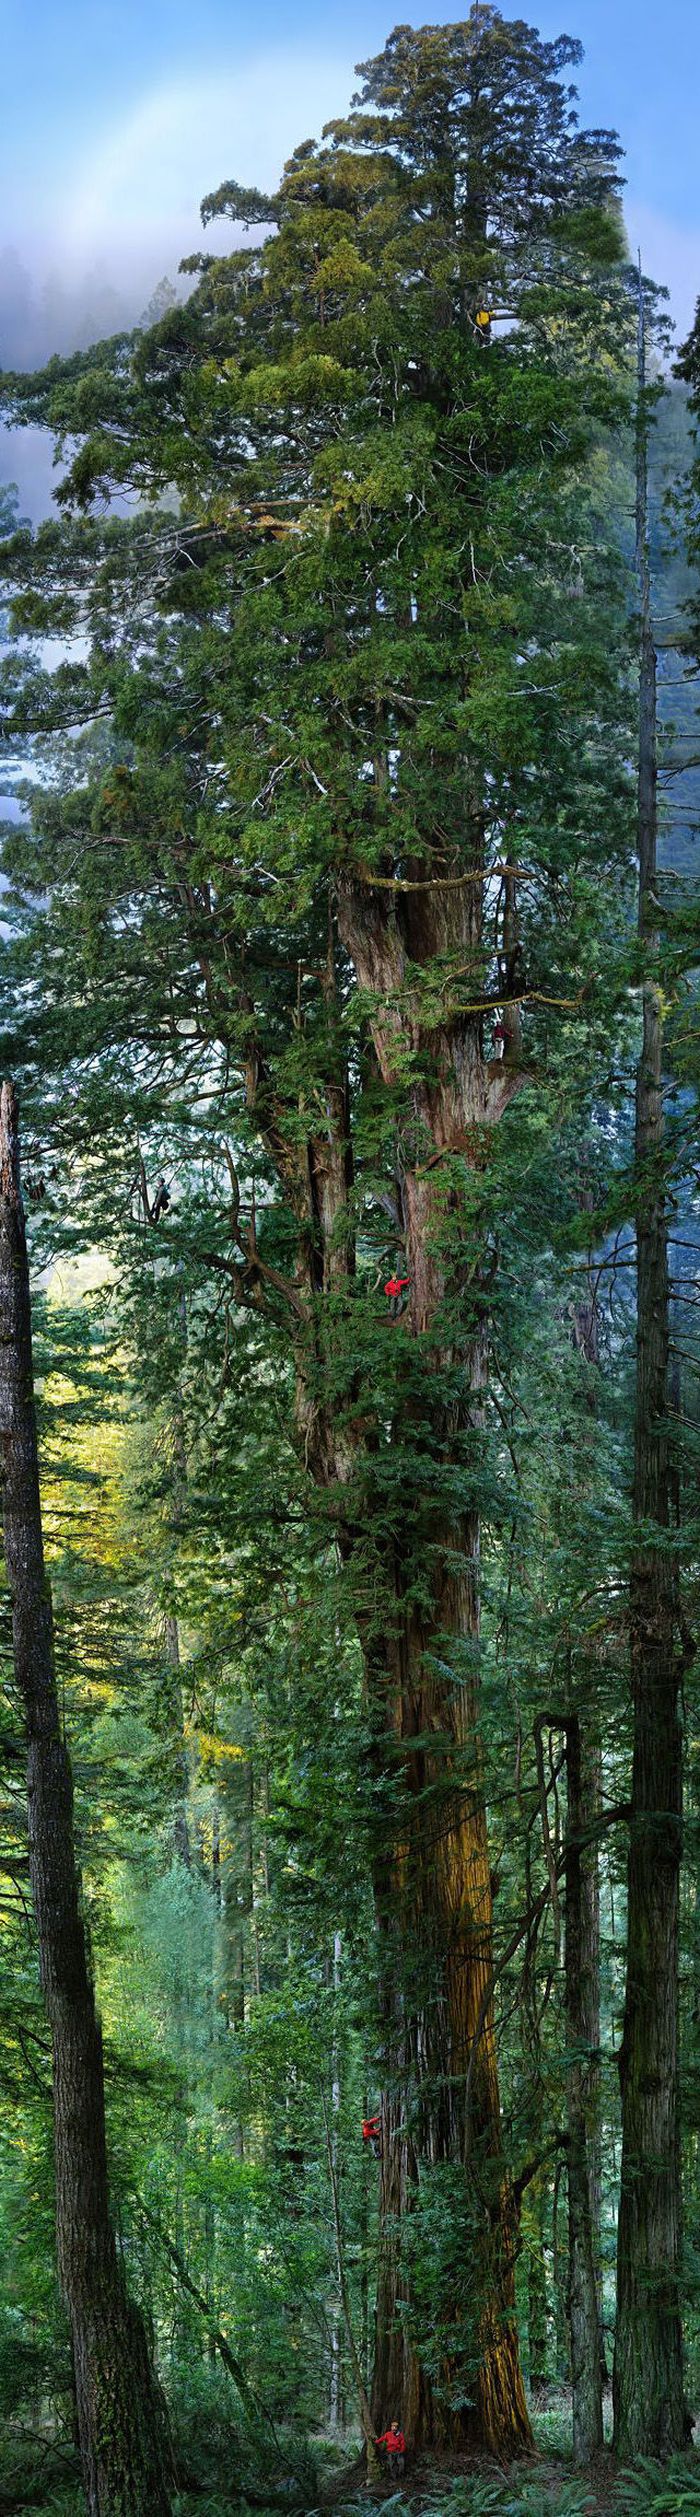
2;8;700;2515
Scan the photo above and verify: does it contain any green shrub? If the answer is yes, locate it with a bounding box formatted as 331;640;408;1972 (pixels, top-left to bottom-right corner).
168;2355;319;2509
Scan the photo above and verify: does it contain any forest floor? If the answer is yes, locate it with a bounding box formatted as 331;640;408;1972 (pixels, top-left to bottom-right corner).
3;2407;700;2517
322;2452;700;2517
314;2403;700;2517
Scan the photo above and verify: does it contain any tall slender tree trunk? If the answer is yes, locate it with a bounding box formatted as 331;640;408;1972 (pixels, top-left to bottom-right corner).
165;1606;191;1869
526;2179;549;2393
582;1731;605;2390
569;1232;606;2401
564;1713;603;2463
552;2160;568;2380
0;1080;173;2517
329;1930;343;2432
165;1273;191;1867
612;274;686;2460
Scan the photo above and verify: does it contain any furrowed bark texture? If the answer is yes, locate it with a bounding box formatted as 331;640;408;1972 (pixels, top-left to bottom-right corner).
229;827;529;2449
0;1081;173;2517
612;282;685;2458
334;873;531;2454
367;1540;529;2451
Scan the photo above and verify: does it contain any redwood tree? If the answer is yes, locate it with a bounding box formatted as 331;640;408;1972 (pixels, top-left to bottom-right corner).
0;6;635;2450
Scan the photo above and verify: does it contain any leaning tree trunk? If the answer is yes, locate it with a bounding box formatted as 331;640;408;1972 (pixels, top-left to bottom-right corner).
612;275;686;2460
0;1080;173;2517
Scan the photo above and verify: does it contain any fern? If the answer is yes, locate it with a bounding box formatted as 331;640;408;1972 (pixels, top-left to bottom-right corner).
618;2454;700;2515
502;2485;596;2517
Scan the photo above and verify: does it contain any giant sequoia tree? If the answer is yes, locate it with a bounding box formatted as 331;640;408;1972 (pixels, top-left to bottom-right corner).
0;6;638;2453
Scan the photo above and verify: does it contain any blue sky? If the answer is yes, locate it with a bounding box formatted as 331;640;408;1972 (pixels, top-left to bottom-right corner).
1;0;699;341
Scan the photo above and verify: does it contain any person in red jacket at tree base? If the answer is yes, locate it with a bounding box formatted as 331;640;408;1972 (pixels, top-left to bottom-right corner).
376;2422;406;2477
384;1275;411;1318
362;2112;381;2155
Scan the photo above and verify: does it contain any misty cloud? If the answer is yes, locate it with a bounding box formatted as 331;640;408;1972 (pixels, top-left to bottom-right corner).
0;257;183;518
0;244;138;370
0;44;354;516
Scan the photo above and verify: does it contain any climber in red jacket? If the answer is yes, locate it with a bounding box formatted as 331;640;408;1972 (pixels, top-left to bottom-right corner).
384;1275;410;1318
362;2113;381;2155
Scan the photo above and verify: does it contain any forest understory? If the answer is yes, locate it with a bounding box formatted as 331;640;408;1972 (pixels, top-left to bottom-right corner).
5;2408;700;2517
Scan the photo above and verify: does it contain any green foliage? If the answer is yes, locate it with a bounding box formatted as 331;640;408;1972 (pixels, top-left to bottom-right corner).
168;2359;319;2507
618;2459;700;2516
340;2475;598;2517
1;6;700;2501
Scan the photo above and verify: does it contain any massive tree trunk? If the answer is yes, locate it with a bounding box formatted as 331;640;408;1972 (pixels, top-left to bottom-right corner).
0;1081;173;2517
612;279;686;2459
332;868;531;2453
367;1534;530;2452
243;805;530;2451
